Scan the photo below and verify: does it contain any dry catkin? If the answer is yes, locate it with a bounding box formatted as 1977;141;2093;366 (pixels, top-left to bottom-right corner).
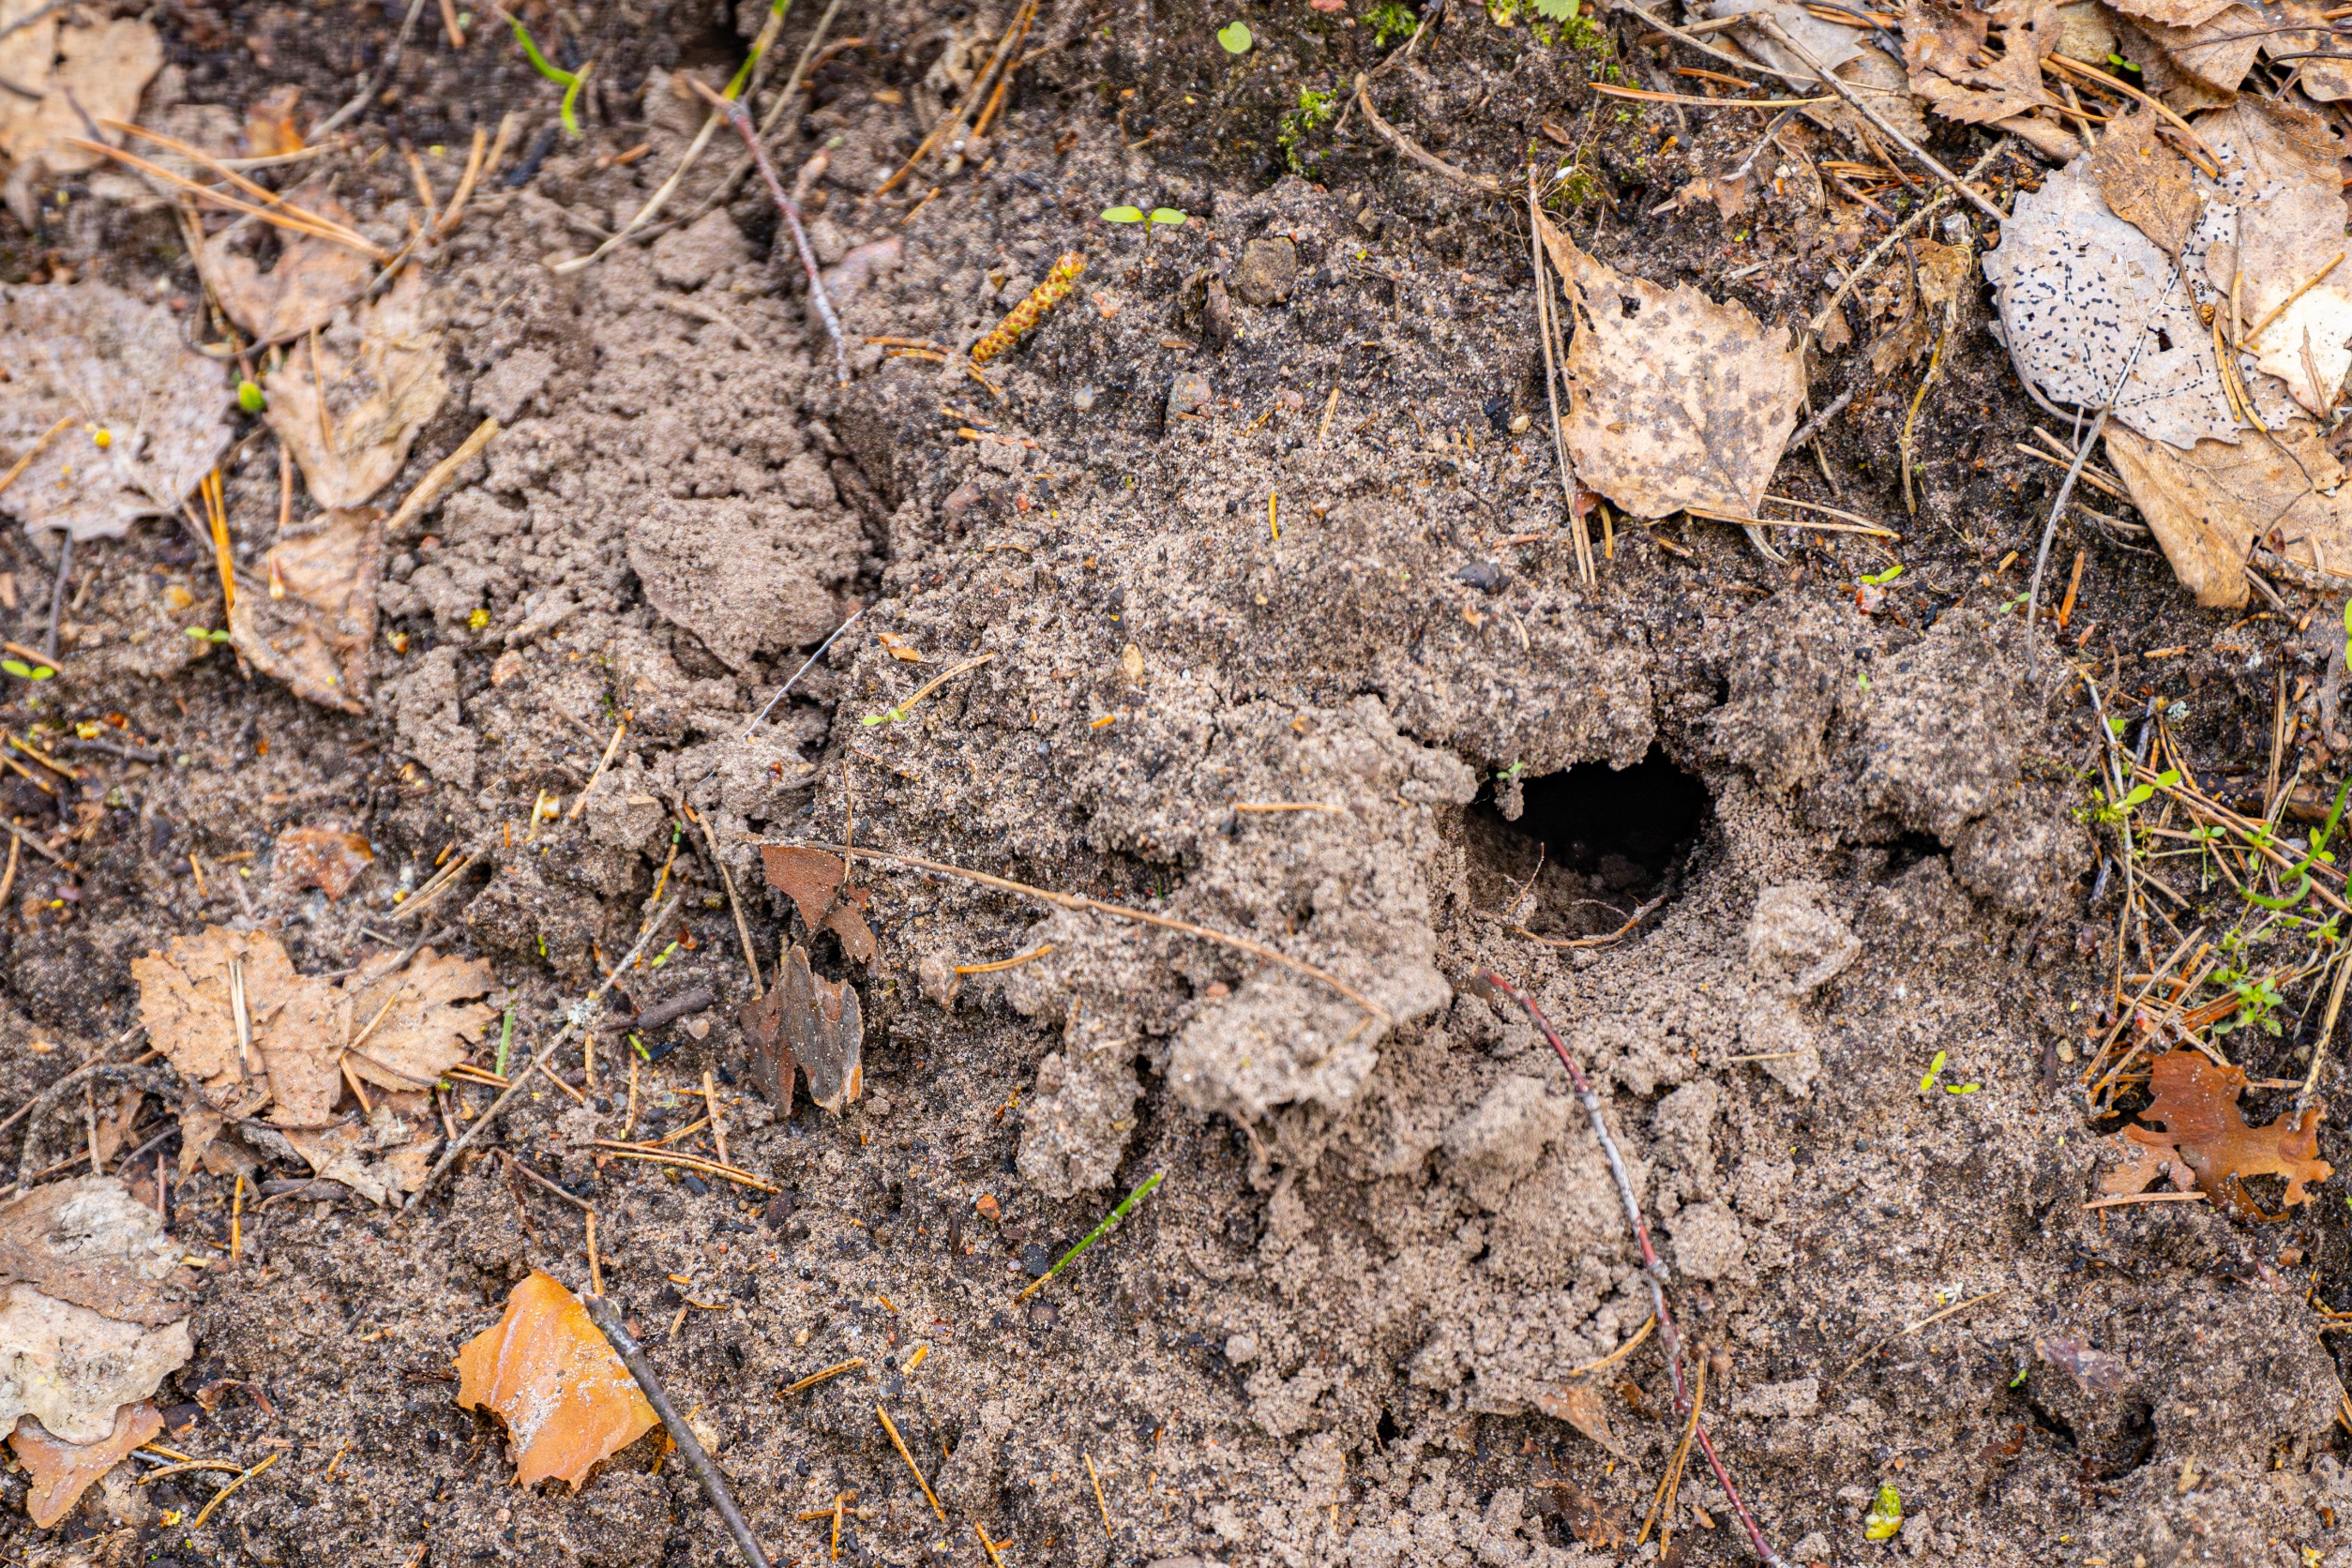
972;251;1087;365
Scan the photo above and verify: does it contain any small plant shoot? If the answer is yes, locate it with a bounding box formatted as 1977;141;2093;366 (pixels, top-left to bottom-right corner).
1216;19;1253;52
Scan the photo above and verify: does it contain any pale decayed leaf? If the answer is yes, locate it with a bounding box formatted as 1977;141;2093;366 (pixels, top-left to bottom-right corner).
1540;218;1802;520
1982;155;2238;449
2266;0;2352;100
8;1399;161;1529
2103;0;2242;31
0;282;233;540
278;1110;438;1207
1707;0;1865;75
2089;110;2200;260
339;946;496;1092
455;1272;658;1489
2189;99;2352;417
195;182;373;346
0;1287;191;1446
263;270;449;509
2135;3;2261;93
1535;1382;1623;1455
2103;421;2352;609
229;506;384;715
0;1177;195;1328
0;6;159;217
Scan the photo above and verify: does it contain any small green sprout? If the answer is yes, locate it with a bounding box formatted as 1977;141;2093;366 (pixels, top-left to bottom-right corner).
1216;19;1253;53
1859;564;1904;587
860;703;912;727
493;1010;513;1077
1919;1050;1981;1094
2008;1365;2028;1389
502;10;591;139
184;626;231;643
237;381;266;415
1149;207;1187;227
1863;1484;1904;1541
0;659;53;680
536;932;547;957
650;940;680;970
1365;0;1420;45
1534;0;1579;16
1101;205;1145;223
630;1032;651;1061
1279;86;1339;172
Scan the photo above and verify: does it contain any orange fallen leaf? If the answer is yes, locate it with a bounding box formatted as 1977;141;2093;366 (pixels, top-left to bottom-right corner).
2103;1050;2332;1218
455;1272;657;1489
8;1399;161;1528
1536;1381;1623;1455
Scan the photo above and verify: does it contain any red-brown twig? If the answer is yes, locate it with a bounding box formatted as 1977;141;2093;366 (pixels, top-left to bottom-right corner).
687;79;848;384
1477;970;1789;1568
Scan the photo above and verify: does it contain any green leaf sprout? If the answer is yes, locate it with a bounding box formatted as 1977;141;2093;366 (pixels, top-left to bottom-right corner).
1216;19;1254;53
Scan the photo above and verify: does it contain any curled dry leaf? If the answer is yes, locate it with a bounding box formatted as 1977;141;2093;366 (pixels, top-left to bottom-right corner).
263;270;449;510
2102;1049;2332;1216
1535;1380;1623;1455
2103;420;2352;608
760;844;877;963
0;282;233;540
0;6;160;221
2264;0;2352;100
1867;239;1972;376
276;1105;437;1207
1538;217;1802;521
8;1399;160;1529
741;942;864;1115
1983;156;2237;450
229;506;384;715
2133;2;2262;94
455;1271;658;1489
196;182;372;346
242;84;304;158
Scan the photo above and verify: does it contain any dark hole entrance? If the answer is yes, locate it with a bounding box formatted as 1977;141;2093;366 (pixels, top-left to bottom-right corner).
1466;746;1711;942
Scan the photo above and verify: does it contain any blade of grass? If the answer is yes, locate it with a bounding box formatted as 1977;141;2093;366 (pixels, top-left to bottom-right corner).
1014;1171;1164;1304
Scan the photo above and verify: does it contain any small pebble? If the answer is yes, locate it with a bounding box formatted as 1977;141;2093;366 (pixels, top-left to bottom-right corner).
1167;371;1213;420
1455;562;1507;594
1072;385;1098;413
974;1193;1001;1221
681;1174;710;1197
1026;1300;1060;1329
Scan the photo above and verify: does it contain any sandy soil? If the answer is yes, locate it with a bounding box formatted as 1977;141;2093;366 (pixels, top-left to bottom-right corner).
1;3;2347;1568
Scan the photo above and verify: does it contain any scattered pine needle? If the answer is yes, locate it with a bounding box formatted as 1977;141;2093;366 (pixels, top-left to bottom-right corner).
877;1406;945;1522
954;944;1053;975
786;1358;865;1394
1566;1314;1655;1378
188;1450;279;1530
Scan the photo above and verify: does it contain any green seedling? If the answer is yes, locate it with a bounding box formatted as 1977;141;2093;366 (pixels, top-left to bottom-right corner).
1863;1484;1904;1541
1216;19;1253;53
0;659;53;681
1918;1050;1981;1094
2008;1365;2028;1389
1014;1169;1165;1303
236;381;266;415
185;626;230;645
630;1031;650;1061
2240;771;2352;911
1149;207;1186;227
502;9;591;139
650;940;679;970
2084;767;2180;827
1858;564;1904;587
1534;0;1580;16
494;1009;514;1077
1365;0;1419;45
1102;205;1145;222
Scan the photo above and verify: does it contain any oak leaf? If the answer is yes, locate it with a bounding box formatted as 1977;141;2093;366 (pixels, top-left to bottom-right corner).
338;946;495;1093
760;845;876;963
2103;1049;2331;1217
455;1271;657;1489
8;1399;160;1528
131;927;343;1126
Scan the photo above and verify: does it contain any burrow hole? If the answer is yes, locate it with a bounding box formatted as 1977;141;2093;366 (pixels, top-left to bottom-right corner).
1465;746;1711;942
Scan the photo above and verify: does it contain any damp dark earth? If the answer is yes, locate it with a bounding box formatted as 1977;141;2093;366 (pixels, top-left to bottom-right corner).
9;1;2352;1567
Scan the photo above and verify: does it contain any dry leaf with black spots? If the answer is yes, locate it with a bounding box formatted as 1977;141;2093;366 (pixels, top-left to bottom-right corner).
2263;0;2352;99
0;282;233;540
338;946;495;1093
1537;217;1802;521
1902;0;2061;125
455;1271;657;1489
8;1399;160;1528
2103;420;2352;607
2088;111;2200;260
131;927;345;1126
229;506;385;715
1983;157;2237;450
0;6;160;222
2103;1049;2332;1215
263;270;448;509
2192;98;2352;417
195;181;371;346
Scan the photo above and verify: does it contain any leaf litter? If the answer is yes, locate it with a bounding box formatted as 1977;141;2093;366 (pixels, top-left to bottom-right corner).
2102;1049;2332;1217
8;1398;160;1529
454;1271;658;1489
194;183;375;346
263;269;451;510
0;6;160;225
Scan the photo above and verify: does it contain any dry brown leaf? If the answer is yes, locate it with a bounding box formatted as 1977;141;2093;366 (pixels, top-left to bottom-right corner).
1902;0;2062;124
242;84;303;158
2102;1049;2332;1216
1867;239;1972;375
1536;1381;1623;1455
0;1177;195;1328
263;270;449;510
455;1271;658;1489
174;1104;222;1182
87;1086;143;1168
2105;0;2241;27
338;946;495;1093
762;845;847;932
2103;421;2352;607
8;1399;160;1529
0;8;160;222
2089;110;2200;259
273;826;375;901
2264;0;2352;99
2192;98;2352;416
229;505;384;715
0;282;234;541
131;927;345;1126
1539;217;1802;520
2135;2;2263;92
0;1286;190;1445
195;182;371;346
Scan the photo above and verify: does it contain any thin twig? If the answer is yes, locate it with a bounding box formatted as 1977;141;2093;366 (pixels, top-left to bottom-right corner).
1355;74;1501;193
395;897;681;1218
745;605;866;739
583;1293;772;1568
799;842;1391;1025
688;79;849;384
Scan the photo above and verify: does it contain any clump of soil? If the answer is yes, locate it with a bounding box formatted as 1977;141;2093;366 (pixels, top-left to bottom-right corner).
2;4;2349;1568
